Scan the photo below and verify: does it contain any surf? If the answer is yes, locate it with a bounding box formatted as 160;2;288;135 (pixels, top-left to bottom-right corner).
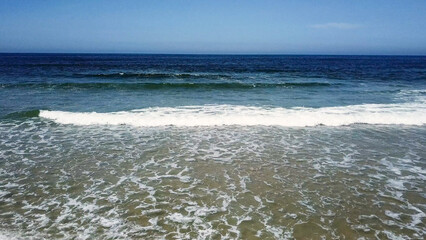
39;102;426;127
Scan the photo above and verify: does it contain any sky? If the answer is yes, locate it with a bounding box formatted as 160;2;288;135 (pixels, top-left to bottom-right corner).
0;0;425;55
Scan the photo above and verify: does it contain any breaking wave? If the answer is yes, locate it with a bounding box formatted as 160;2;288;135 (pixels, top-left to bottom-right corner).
39;102;426;127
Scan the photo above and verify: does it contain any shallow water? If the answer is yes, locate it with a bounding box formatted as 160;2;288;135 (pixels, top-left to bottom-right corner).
0;121;425;239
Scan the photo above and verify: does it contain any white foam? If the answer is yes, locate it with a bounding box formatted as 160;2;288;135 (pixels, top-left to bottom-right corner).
385;210;401;220
0;231;22;240
39;102;426;127
166;213;196;224
0;190;9;198
387;179;407;190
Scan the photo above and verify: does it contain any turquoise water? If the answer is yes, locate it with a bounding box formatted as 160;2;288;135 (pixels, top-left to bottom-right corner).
0;54;425;239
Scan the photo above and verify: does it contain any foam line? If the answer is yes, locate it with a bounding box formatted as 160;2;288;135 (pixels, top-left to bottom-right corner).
39;103;426;127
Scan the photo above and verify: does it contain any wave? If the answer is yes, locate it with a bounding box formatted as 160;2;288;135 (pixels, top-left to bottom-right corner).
1;82;332;90
4;110;40;119
73;72;231;79
39;103;426;127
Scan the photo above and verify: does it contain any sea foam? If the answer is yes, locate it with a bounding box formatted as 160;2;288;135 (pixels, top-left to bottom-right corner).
39;102;426;127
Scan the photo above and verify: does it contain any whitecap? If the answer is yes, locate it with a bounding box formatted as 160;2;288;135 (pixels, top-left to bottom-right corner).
39;102;426;127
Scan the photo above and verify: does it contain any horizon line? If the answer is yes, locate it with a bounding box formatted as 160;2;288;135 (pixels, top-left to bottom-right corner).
1;52;425;57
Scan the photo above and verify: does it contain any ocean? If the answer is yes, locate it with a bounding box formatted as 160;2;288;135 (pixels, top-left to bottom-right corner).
0;54;425;239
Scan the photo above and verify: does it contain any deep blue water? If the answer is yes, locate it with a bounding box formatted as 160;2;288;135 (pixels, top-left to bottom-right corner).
1;54;425;117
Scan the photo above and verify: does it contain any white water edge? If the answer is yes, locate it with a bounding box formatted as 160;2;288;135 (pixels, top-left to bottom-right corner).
39;102;426;127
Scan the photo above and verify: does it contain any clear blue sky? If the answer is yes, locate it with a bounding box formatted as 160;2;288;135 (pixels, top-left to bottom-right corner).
1;0;425;54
